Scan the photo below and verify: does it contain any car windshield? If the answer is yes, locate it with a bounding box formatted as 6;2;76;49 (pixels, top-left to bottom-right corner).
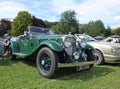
78;34;96;42
28;26;54;36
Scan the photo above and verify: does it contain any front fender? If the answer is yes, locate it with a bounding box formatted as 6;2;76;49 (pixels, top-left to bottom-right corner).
85;44;95;50
40;40;63;52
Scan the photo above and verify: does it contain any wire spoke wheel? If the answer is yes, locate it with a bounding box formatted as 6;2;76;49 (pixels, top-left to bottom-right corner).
40;53;51;73
36;47;58;78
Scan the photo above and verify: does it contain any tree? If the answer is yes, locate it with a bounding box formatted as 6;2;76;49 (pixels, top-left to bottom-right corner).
11;11;32;36
0;19;11;36
104;25;112;37
32;16;47;28
82;20;105;37
53;10;79;34
44;20;57;28
112;27;120;35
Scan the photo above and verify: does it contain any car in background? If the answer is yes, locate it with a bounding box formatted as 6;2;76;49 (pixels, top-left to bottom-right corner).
76;34;120;64
0;40;4;56
94;36;105;41
0;34;11;57
104;35;120;43
4;26;97;78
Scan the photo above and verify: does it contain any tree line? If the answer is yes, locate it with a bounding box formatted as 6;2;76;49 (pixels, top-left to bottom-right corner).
0;11;47;36
0;10;120;37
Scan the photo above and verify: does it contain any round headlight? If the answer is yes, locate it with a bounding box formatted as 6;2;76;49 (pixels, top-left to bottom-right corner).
80;38;87;48
64;41;71;48
63;36;76;48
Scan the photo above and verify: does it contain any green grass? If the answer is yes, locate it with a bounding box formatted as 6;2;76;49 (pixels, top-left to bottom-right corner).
0;58;120;89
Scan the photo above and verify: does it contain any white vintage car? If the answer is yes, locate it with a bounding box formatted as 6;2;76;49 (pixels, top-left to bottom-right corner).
105;37;120;43
76;34;120;64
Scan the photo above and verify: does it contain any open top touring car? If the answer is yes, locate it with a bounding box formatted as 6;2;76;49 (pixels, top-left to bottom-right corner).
1;26;97;78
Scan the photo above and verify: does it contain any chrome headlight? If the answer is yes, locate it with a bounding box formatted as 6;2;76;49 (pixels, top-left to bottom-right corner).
80;38;87;48
63;36;76;48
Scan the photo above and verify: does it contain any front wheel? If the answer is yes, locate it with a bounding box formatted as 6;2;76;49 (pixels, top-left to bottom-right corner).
36;47;58;78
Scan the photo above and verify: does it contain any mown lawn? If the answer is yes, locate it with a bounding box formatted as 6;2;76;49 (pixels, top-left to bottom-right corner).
0;58;120;89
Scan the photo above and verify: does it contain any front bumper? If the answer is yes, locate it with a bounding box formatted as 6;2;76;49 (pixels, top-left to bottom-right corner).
104;54;120;63
58;61;96;68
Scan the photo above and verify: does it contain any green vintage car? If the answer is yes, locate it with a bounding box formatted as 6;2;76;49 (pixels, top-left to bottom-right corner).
9;26;97;78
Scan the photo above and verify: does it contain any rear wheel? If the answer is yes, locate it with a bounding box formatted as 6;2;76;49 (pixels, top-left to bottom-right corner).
36;47;58;78
8;47;16;60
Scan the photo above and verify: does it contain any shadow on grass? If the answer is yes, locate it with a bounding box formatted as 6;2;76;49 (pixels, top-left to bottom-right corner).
55;65;115;81
105;63;120;67
0;57;36;67
21;58;36;67
14;58;36;67
53;63;119;80
21;59;118;81
0;57;119;81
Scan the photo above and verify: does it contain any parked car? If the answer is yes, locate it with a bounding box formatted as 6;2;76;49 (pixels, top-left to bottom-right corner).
77;34;120;64
94;36;105;41
105;37;120;43
3;26;97;78
0;40;4;56
0;35;11;57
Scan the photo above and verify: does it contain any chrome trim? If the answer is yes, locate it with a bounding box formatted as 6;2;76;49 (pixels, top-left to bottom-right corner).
104;54;120;60
105;57;120;63
58;61;95;68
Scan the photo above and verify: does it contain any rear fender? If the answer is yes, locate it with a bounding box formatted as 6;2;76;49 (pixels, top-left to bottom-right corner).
0;42;4;56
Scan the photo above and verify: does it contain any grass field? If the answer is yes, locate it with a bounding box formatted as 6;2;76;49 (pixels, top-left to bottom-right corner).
0;58;120;89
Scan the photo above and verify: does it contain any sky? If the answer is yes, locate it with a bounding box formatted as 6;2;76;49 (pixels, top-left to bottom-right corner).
0;0;120;28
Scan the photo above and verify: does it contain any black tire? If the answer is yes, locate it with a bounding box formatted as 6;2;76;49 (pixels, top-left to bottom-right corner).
93;49;105;65
36;47;58;78
8;47;16;60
